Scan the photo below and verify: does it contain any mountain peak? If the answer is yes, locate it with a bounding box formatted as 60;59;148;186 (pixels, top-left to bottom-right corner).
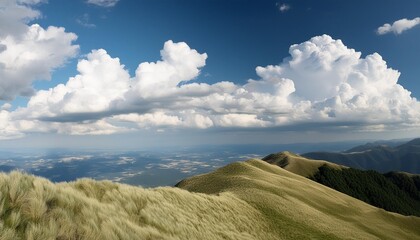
262;151;344;178
262;151;294;168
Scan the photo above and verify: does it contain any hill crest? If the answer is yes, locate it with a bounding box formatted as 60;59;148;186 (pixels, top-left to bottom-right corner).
262;151;344;177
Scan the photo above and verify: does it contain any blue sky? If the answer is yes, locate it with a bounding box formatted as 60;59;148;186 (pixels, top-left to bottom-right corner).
33;0;420;95
1;0;420;149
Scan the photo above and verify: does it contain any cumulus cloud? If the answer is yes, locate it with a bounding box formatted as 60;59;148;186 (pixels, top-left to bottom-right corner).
127;40;208;99
0;0;43;38
256;35;420;125
377;17;420;35
2;108;128;136
22;48;130;119
0;110;24;139
277;3;291;13
87;0;120;7
115;111;213;129
4;35;420;138
0;0;79;100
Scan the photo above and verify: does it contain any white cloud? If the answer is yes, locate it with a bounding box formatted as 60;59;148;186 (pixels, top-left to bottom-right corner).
55;120;128;135
76;13;96;28
3;35;420;138
1;103;11;110
128;40;208;99
59;155;92;163
22;48;130;119
2;110;129;136
0;0;43;38
115;111;214;129
87;0;120;7
0;110;24;139
377;17;420;35
0;0;79;100
255;35;420;125
115;112;183;128
213;114;269;127
277;3;291;13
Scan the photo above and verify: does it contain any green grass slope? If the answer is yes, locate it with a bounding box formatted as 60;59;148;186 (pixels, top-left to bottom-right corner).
177;159;420;240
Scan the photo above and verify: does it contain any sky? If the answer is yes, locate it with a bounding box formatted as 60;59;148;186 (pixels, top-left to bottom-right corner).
1;0;420;149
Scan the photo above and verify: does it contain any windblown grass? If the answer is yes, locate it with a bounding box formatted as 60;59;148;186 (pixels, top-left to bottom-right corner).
0;171;273;240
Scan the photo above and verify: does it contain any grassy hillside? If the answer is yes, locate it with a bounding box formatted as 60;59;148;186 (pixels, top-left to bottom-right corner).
262;152;420;217
0;160;420;239
177;159;420;239
0;171;273;240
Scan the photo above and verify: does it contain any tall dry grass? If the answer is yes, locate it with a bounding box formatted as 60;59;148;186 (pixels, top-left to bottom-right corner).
0;171;273;240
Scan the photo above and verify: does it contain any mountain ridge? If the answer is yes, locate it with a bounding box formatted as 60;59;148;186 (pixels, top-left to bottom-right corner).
303;138;420;173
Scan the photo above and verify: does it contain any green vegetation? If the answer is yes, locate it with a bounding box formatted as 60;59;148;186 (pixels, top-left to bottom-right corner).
311;166;420;216
384;172;420;200
1;159;420;239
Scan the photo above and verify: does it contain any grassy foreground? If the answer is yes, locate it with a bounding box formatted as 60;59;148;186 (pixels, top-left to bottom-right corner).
0;159;419;239
0;171;270;240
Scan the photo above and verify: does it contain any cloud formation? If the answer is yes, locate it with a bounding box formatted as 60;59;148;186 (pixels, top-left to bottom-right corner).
87;0;120;8
277;3;291;13
0;0;79;100
0;0;43;38
377;17;420;35
3;35;420;138
76;13;96;28
0;109;23;139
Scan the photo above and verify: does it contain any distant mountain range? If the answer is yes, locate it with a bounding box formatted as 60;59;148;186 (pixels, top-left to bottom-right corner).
263;152;420;217
302;138;420;173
